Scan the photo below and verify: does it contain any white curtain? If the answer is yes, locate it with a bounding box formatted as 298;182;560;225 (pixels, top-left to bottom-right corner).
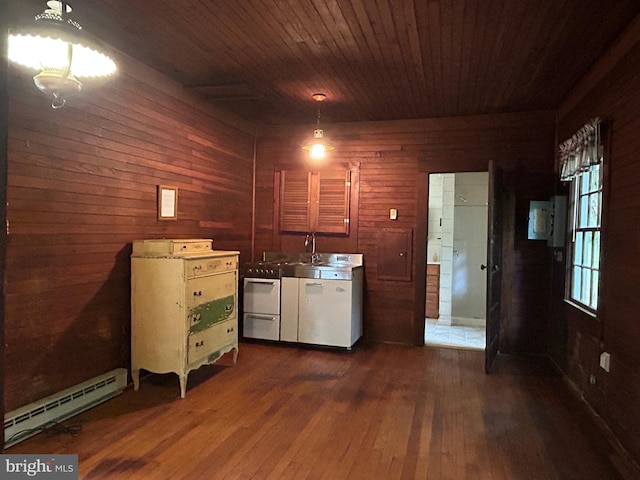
558;117;602;181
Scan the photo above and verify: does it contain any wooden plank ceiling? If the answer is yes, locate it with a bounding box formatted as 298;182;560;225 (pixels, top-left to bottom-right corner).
8;0;640;126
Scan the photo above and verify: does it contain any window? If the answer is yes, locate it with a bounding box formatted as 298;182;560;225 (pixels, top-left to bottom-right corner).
559;117;603;314
278;168;351;234
567;163;602;312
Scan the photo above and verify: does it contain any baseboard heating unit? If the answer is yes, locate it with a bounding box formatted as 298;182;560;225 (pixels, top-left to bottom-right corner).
4;368;128;448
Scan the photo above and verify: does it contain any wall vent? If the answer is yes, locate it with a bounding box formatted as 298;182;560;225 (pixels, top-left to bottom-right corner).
4;368;128;448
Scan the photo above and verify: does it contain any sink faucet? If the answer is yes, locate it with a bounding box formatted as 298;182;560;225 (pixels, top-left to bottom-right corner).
305;233;321;264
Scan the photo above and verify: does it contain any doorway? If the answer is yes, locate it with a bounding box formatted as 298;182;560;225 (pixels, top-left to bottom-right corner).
425;172;488;350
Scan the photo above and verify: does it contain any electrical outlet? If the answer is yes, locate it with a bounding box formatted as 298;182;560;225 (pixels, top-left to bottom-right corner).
600;352;611;372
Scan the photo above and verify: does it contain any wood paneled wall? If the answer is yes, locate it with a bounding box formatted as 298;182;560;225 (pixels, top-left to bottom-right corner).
256;111;556;347
5;53;256;412
553;16;640;463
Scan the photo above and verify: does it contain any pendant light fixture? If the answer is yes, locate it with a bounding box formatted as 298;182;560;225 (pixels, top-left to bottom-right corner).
8;1;117;108
302;93;334;160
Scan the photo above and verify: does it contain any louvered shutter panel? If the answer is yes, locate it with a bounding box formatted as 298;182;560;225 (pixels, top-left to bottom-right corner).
279;170;311;232
315;170;350;234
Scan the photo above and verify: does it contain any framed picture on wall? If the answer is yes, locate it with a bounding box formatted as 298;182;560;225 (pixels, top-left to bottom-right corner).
158;185;178;220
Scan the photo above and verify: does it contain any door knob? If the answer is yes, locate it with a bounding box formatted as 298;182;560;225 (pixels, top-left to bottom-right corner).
480;264;487;270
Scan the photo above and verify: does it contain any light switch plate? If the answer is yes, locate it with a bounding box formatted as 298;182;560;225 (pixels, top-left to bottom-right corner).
390;208;398;220
600;352;610;372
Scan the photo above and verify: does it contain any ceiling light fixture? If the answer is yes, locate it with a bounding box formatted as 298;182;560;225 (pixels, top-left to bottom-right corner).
8;0;117;108
302;93;334;160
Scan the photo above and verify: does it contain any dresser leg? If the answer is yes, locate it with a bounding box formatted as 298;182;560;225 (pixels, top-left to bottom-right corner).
132;369;140;391
232;346;239;365
179;374;187;398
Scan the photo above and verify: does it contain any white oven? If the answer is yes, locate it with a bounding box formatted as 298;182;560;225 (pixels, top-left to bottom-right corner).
243;272;281;341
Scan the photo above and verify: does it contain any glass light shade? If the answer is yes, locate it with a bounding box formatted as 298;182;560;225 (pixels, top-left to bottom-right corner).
7;1;117;107
8;34;117;78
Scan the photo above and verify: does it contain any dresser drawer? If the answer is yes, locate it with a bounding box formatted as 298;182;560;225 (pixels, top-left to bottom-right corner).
133;238;213;256
186;271;236;310
188;296;236;334
188;319;237;365
186;256;237;278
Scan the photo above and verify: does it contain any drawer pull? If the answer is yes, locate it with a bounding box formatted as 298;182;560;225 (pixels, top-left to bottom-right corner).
225;304;233;313
227;327;234;333
193;291;203;297
195;340;204;347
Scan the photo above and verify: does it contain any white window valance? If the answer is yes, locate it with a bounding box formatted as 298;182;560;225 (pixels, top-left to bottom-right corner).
558;117;602;182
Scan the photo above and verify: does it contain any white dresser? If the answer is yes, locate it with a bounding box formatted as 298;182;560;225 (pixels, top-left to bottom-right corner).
131;239;239;398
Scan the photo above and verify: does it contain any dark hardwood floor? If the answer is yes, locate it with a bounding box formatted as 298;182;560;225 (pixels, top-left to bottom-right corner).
6;341;637;479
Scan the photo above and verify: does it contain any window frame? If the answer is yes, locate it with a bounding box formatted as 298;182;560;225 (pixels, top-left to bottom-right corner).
565;162;603;315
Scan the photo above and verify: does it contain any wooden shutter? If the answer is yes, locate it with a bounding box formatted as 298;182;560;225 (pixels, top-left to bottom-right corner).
279;170;311;232
278;168;352;234
315;170;350;234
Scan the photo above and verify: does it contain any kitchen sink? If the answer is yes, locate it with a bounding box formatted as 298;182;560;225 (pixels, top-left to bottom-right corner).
285;264;356;280
263;252;363;279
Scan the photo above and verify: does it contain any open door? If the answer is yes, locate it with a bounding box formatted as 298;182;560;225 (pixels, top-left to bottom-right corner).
485;161;504;373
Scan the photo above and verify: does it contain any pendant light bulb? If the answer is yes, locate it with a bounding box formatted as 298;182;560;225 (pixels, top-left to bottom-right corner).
302;93;334;160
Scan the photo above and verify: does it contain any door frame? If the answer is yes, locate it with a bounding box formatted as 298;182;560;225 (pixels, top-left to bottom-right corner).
413;166;505;358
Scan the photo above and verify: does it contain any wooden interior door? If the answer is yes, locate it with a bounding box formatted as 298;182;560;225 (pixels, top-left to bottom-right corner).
485;161;504;373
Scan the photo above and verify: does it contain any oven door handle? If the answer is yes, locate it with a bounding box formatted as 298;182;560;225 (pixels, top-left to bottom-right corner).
245;279;278;285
